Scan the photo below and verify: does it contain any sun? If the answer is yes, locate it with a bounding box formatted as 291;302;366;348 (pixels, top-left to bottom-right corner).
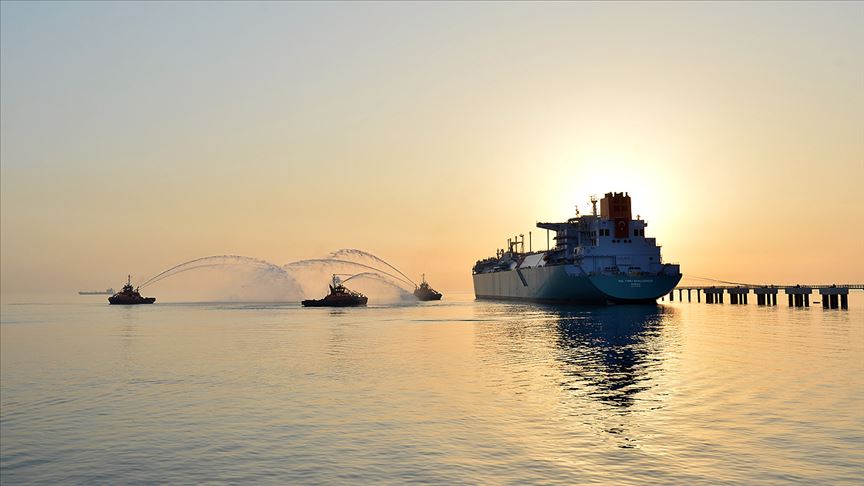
539;148;673;222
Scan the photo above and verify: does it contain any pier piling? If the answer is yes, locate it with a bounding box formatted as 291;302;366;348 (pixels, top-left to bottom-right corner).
672;284;854;309
703;288;723;304
754;288;779;306
728;288;750;305
785;287;813;308
818;286;849;310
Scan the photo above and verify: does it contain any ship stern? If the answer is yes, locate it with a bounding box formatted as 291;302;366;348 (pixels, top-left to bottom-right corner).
589;266;682;304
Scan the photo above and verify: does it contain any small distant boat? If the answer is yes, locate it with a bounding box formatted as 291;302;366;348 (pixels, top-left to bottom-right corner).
108;275;155;305
302;275;368;307
414;274;442;301
79;288;114;295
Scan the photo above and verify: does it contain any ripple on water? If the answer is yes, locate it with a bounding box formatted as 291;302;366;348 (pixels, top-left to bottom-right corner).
1;297;863;483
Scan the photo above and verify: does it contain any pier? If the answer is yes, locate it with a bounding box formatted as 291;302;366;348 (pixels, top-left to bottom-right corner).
664;284;861;309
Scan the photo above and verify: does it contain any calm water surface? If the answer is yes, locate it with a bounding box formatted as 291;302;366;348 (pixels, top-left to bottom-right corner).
2;294;862;484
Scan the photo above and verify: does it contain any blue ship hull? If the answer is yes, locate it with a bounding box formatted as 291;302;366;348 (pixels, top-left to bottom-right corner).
473;264;681;304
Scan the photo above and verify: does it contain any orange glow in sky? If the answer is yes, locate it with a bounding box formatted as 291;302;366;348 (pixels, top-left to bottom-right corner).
1;2;862;297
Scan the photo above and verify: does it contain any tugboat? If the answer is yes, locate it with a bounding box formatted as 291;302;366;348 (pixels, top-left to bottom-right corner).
301;275;368;307
413;274;443;301
108;275;156;305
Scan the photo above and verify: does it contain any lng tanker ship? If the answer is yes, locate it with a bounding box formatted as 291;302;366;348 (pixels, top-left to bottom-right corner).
472;192;681;304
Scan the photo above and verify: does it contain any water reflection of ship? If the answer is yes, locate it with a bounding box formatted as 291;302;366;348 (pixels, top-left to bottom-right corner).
474;302;672;448
549;304;669;410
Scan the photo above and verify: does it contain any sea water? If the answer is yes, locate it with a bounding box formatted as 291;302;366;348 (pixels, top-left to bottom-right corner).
2;293;862;484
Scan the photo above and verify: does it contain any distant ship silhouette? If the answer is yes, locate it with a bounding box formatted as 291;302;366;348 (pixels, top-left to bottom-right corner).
78;288;114;295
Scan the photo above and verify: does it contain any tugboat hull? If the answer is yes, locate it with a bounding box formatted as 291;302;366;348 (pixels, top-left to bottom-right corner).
108;275;156;305
414;291;442;301
413;274;443;301
302;275;369;307
108;296;156;305
301;297;367;307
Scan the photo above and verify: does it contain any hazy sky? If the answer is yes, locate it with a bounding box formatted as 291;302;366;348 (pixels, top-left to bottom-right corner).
2;1;862;297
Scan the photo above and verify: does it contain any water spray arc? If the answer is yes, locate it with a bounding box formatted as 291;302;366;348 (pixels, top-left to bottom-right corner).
340;272;416;297
327;249;417;287
132;250;417;303
140;255;294;289
283;259;415;289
